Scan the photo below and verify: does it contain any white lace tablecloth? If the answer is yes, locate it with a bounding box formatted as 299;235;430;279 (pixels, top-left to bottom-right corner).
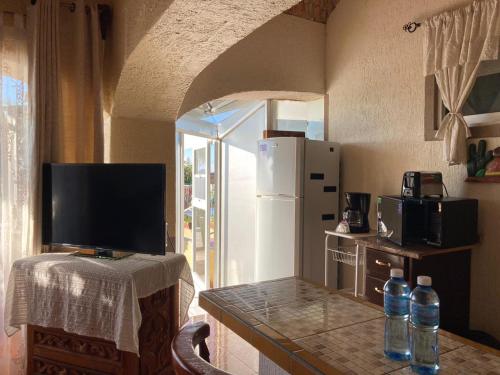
4;252;194;355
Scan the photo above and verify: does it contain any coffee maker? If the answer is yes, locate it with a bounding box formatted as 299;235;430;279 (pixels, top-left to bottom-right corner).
344;192;371;233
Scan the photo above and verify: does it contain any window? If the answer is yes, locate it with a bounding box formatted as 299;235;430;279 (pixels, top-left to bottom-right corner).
0;13;32;374
272;98;325;140
425;59;500;140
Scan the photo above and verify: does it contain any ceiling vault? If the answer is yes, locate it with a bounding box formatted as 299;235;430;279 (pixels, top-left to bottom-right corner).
284;0;339;24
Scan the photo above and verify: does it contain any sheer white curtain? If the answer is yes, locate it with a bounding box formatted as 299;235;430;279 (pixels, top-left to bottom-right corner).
424;0;500;165
0;12;34;375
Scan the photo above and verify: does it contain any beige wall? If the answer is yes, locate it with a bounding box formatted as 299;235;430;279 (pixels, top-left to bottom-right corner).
109;0;301;121
103;0;172;112
326;0;500;339
109;117;176;246
179;14;325;117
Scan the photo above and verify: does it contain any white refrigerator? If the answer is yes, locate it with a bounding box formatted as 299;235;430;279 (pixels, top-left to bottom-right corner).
255;137;340;286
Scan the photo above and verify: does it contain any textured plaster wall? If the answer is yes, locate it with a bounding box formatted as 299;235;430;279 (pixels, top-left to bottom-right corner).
110;0;302;121
109;117;176;246
326;0;500;339
179;14;325;117
103;0;173;111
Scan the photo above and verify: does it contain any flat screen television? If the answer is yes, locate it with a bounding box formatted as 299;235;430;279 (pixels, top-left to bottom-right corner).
42;163;166;256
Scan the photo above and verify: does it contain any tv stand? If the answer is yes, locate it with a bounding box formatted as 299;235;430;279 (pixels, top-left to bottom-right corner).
73;248;133;260
28;286;179;374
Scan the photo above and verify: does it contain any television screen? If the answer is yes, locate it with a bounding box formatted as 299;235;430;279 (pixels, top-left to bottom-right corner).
43;163;166;255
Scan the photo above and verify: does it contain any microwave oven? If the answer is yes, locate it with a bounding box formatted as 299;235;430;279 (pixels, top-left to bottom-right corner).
377;195;478;248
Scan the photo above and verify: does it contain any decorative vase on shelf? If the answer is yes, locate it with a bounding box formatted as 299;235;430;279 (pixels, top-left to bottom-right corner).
467;140;493;177
485;147;500;176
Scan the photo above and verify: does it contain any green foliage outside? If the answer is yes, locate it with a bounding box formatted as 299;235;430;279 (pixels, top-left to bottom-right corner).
184;162;192;185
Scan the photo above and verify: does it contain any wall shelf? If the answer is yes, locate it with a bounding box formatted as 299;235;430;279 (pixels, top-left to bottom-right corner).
465;176;500;183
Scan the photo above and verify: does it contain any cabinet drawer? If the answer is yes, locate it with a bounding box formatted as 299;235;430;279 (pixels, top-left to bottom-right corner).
365;275;386;307
366;248;405;279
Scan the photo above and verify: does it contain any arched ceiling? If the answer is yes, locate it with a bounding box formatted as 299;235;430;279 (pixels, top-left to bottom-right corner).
178;13;326;118
111;0;303;122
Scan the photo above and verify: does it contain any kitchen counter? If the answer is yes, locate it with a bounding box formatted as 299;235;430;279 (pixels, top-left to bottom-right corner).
199;277;500;374
355;237;476;260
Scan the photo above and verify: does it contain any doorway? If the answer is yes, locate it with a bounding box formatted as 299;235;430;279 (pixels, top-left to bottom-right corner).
176;100;266;291
176;98;325;290
178;134;218;291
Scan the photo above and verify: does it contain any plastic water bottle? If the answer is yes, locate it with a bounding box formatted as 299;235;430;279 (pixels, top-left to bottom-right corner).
410;276;440;374
383;268;411;361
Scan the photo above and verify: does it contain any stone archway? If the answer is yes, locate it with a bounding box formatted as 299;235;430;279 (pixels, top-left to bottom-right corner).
110;0;303;122
107;0;336;246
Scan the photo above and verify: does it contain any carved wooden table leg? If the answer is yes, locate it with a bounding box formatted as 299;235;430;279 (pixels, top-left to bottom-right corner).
27;285;178;375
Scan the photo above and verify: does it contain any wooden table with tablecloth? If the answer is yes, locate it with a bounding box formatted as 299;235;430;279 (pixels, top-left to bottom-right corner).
4;252;194;375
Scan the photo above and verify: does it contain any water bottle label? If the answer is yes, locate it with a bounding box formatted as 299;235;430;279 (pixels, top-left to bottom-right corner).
384;294;409;315
411;303;439;326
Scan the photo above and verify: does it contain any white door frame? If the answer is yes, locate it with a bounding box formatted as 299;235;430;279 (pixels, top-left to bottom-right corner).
192;143;209;288
175;132;184;255
176;132;221;289
213;139;222;287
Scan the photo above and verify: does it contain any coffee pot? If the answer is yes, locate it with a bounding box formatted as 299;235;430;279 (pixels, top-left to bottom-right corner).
344;192;371;233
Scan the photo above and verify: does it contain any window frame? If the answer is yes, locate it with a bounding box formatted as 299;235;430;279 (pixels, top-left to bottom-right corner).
424;60;500;140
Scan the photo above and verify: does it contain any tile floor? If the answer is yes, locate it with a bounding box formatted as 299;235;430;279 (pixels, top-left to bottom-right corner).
189;311;259;375
188;293;259;374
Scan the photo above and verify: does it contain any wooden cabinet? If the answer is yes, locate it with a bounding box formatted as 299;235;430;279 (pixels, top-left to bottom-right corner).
27;286;177;375
358;238;473;336
365;274;385;307
365;249;405;280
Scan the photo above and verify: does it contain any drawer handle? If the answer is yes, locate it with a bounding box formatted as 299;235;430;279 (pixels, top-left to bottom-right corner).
375;259;391;268
374;287;384;295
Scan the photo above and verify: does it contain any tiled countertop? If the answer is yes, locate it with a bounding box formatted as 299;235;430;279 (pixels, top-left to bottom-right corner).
199;277;500;375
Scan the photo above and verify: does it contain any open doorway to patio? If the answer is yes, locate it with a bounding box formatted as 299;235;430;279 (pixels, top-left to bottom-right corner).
176;100;267;294
179;134;217;292
176;98;325;298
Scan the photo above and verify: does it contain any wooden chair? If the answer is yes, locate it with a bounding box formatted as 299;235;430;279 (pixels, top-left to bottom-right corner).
171;321;231;375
